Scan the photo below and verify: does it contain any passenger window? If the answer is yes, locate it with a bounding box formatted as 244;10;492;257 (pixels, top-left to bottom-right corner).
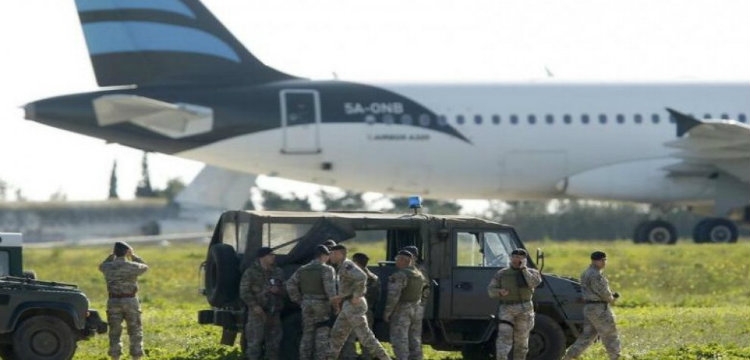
482;232;513;268
492;115;501;124
703;113;711;119
455;231;515;268
510;115;519;125
545;114;554;124
528;115;537;124
438;115;448;126
456;232;482;266
598;114;607;124
581;114;590;124
474;115;483;124
720;113;729;120
419;114;431;126
634;114;643;124
651;114;660;124
616;114;625;124
263;223;313;255
365;115;376;125
401;114;413;125
346;230;387;262
456;115;465;125
383;114;395;124
563;114;572;124
221;222;238;250
739;114;747;123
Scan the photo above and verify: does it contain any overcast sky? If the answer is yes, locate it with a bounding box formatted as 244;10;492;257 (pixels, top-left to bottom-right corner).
1;0;749;206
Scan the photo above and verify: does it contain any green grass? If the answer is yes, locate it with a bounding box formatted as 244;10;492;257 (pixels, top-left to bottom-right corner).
20;238;750;359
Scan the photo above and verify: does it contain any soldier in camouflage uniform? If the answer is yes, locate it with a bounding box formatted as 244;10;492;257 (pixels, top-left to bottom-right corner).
384;249;428;360
239;247;286;360
99;241;149;360
402;245;430;328
562;251;621;360
487;248;542;360
286;245;337;360
341;252;381;360
326;244;390;360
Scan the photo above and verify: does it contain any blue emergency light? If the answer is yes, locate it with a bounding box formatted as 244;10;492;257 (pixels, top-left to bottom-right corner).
408;196;423;209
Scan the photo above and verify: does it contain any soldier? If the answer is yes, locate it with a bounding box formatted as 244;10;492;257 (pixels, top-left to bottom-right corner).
562;251;621;360
384;249;428;360
99;241;148;360
341;252;381;360
402;245;430;326
239;247;285;360
487;248;542;360
326;244;390;360
286;245;337;360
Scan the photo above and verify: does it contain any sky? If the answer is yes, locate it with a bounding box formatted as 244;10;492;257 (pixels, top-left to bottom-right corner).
1;0;749;207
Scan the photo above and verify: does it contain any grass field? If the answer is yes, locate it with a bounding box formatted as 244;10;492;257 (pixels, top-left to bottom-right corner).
21;238;750;359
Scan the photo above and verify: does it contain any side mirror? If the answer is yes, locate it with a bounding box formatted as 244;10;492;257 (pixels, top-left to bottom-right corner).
536;248;545;272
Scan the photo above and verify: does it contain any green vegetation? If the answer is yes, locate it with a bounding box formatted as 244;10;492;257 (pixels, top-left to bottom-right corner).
22;238;750;359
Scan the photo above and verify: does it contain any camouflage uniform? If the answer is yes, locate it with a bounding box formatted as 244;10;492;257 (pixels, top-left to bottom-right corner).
286;259;337;360
487;265;542;360
327;259;390;360
99;254;148;359
341;266;380;360
414;262;429;335
563;265;621;360
239;260;285;360
384;265;427;360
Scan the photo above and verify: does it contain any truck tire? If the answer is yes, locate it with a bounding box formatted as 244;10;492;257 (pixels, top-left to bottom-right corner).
528;313;566;360
205;243;240;307
0;345;17;360
12;315;76;360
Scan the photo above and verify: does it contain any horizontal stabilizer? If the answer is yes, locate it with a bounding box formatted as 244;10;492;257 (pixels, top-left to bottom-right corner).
665;108;750;183
93;95;213;138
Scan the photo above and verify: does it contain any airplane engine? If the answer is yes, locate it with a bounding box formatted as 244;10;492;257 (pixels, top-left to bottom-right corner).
562;158;714;204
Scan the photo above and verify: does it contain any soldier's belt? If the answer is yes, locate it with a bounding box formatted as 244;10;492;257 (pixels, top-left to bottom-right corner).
584;300;608;304
109;292;136;298
497;300;531;304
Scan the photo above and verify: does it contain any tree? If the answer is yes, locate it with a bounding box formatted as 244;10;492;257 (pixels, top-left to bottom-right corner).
260;190;311;211
153;178;186;202
49;189;67;201
390;197;462;214
135;152;155;198
108;160;119;199
320;190;365;211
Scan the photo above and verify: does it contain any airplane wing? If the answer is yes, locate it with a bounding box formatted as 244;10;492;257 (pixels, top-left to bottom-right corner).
665;108;750;183
93;95;213;138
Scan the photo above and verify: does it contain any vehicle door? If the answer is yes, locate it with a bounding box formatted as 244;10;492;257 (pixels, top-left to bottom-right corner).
450;230;516;318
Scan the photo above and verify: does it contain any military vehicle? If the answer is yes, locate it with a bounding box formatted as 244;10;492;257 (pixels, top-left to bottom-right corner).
0;233;107;360
197;203;584;359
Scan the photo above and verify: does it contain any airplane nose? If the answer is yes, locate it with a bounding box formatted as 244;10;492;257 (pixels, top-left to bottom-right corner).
23;102;36;120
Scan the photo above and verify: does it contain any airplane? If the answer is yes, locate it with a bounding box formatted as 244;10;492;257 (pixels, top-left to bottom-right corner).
23;0;750;245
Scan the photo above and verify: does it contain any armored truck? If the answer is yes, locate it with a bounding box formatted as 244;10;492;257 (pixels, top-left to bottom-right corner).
0;233;107;360
197;208;584;359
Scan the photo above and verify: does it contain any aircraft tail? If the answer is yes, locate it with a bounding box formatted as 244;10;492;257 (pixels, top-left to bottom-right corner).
74;0;296;87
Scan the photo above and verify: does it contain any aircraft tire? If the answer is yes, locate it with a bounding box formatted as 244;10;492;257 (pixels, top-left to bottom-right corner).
205;243;240;307
632;221;650;243
696;218;738;243
642;220;677;245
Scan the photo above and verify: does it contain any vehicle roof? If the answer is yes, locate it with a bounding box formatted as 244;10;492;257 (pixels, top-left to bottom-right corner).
226;210;512;228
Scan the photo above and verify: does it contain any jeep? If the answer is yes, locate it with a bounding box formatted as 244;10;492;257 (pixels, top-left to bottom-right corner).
0;233;107;360
197;208;584;359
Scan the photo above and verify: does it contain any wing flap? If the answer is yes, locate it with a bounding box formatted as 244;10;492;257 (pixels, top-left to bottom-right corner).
93;95;213;138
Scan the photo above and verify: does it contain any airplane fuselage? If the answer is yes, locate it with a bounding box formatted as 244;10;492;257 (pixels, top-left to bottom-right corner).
28;80;750;204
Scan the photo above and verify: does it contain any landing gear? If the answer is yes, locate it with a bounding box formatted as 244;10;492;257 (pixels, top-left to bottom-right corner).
633;220;677;244
692;218;738;243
